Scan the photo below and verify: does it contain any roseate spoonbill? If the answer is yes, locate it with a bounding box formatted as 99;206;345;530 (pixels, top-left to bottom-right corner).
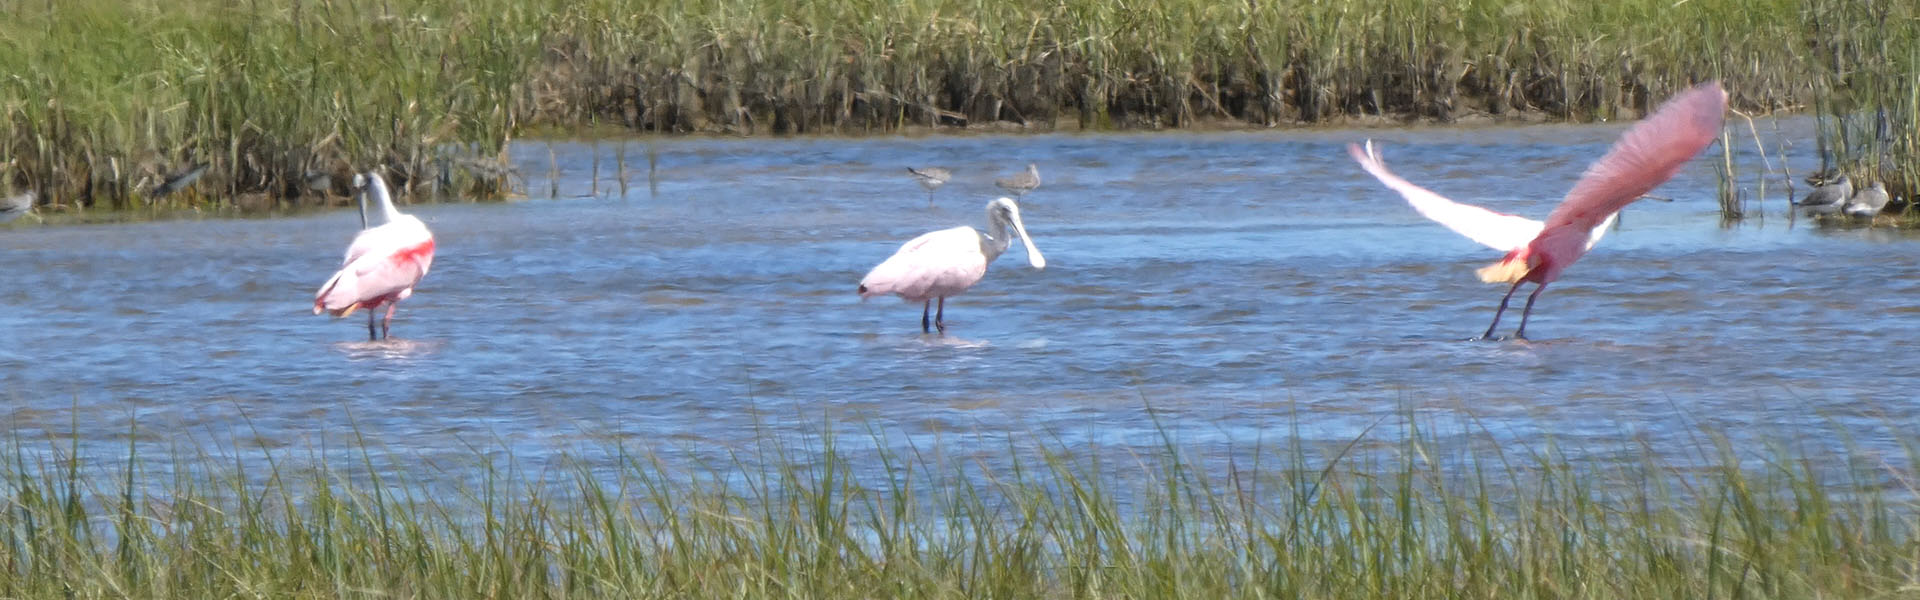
1844;181;1890;218
313;172;436;341
994;163;1041;197
858;197;1046;333
149;163;209;199
1796;174;1851;215
907;167;951;206
1348;81;1727;340
1;191;33;223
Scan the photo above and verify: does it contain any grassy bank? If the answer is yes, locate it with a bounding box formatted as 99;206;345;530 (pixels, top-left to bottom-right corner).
2;423;1916;598
1;0;1914;213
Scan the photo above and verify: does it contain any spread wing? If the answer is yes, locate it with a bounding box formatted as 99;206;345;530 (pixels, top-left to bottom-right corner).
1542;82;1727;233
1348;141;1546;252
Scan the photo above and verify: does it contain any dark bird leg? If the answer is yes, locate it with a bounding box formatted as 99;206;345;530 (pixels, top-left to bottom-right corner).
366;311;379;341
381;304;399;340
935;297;947;334
921;300;932;333
1512;284;1549;340
1478;280;1527;341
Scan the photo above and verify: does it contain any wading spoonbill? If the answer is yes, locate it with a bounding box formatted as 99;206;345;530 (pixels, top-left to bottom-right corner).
1349;81;1727;340
313;172;436;341
858;197;1045;334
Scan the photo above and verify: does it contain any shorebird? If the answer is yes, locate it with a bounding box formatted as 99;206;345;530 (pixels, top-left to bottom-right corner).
150;163;210;199
1349;81;1727;340
858;197;1046;334
994;163;1041;198
313;172;437;341
1;191;34;223
305;170;334;197
1844;181;1891;218
906;167;951;206
1796;174;1852;216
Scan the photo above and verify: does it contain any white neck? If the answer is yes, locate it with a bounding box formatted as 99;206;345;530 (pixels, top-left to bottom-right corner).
364;173;403;225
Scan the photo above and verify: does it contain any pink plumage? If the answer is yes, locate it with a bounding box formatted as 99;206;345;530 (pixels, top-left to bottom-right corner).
859;197;1045;334
313;172;436;340
1349;81;1727;339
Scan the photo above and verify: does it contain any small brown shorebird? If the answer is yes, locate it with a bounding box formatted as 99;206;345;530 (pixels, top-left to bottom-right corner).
906;167;950;206
994;163;1040;198
1;191;35;223
1844;181;1891;218
1795;174;1851;216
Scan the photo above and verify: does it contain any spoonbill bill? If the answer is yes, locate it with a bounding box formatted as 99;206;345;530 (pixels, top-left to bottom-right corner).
858;197;1046;333
994;163;1041;197
907;167;951;206
1349;81;1727;340
313;172;436;341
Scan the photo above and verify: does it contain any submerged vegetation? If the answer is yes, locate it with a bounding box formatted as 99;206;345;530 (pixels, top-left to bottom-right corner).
0;0;1915;213
1;422;1916;598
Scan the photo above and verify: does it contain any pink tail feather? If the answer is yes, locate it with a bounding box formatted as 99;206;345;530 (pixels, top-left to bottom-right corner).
313;268;361;316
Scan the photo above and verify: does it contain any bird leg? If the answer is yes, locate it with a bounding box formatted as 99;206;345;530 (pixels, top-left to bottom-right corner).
935;297;947;334
921;300;933;333
381;304;399;340
1478;280;1528;341
366;310;379;341
1512;284;1549;340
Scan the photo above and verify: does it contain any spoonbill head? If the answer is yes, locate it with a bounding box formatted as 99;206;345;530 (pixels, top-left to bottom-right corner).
314;171;436;341
1350;81;1727;340
858;197;1045;333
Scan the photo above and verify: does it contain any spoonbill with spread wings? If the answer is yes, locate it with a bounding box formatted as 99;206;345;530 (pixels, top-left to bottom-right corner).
1348;81;1727;340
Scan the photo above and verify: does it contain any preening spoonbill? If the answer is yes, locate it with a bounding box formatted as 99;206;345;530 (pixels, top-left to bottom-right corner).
994;163;1041;198
1844;181;1890;218
1349;81;1727;340
1796;174;1851;216
858;197;1046;334
313;172;436;341
907;167;951;206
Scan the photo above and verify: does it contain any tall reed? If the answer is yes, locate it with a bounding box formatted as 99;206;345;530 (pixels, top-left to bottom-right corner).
2;0;1913;213
1796;0;1919;212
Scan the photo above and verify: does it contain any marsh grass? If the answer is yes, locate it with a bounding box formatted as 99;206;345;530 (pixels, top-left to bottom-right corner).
1;0;1915;214
1;417;1916;599
1795;0;1920;217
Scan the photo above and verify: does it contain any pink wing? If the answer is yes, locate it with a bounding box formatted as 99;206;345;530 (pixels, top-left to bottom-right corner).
1348;141;1545;252
314;219;436;314
1541;82;1727;233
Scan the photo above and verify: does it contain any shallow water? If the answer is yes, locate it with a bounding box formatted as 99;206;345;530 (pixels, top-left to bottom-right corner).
2;119;1914;482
